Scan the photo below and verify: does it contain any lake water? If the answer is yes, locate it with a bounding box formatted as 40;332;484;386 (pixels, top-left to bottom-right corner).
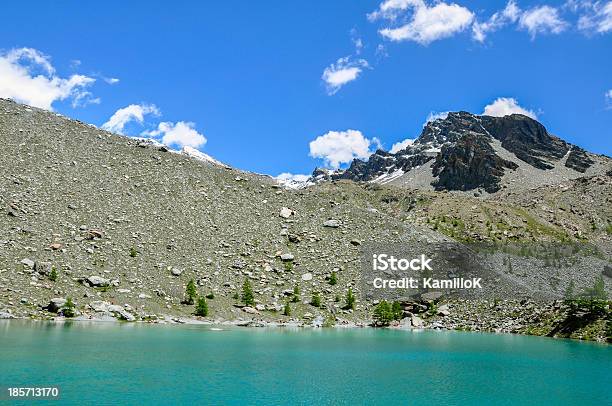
0;321;610;405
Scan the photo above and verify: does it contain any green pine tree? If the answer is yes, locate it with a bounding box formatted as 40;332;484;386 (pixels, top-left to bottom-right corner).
49;266;58;282
329;271;338;285
291;284;300;303
345;288;356;310
391;301;403;320
373;300;393;326
63;297;76;318
242;279;255;306
185;279;197;305
195;296;208;317
129;247;138;257
283;302;291;316
311;292;321;308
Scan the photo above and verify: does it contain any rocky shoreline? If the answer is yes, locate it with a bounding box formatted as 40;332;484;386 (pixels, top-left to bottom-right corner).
2;295;609;343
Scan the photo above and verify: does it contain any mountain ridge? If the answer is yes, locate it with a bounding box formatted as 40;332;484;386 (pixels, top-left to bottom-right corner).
308;112;609;195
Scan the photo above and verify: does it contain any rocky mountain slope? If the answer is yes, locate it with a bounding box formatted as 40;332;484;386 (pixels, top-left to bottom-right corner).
312;112;609;195
0;99;610;341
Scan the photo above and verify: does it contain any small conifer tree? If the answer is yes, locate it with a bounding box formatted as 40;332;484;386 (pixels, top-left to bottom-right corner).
283;302;291;316
195;297;208;317
49;266;58;282
185;279;197;305
373;300;393;326
63;297;76;318
392;301;403;320
345;288;356;310
329;271;338;285
242;279;255;306
311;292;321;307
291;284;300;303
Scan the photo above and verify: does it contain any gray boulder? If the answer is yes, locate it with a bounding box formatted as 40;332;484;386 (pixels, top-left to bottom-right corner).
21;258;35;268
35;262;52;275
323;219;341;228
89;301;135;321
420;291;443;302
311;315;324;328
437;304;450;317
86;276;110;287
48;298;67;313
279;207;294;218
116;309;136;321
280;253;294;262
89;301;111;312
0;311;14;319
242;306;259;314
398;317;412;329
411;315;424;328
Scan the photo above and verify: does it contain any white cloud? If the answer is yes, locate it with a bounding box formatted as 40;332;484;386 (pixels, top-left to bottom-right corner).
102;104;160;134
322;57;369;95
104;77;120;85
369;0;420;21
276;173;311;183
578;1;612;34
472;0;521;42
390;138;415;153
0;47;96;110
354;38;364;54
146;121;207;149
375;0;474;45
605;89;612;108
425;111;450;124
483;97;537;119
519;5;568;38
72;91;100;108
309;129;378;168
350;28;365;54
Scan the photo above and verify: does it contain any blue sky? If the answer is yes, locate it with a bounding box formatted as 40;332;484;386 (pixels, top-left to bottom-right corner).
0;0;611;178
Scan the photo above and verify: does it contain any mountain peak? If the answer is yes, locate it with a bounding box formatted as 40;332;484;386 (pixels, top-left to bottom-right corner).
310;112;609;194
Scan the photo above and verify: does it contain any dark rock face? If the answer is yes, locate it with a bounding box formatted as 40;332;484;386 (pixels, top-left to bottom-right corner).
432;132;518;193
338;149;395;182
480;114;570;170
565;146;595;173
332;151;434;183
395;154;434;172
416;111;483;145
310;111;597;192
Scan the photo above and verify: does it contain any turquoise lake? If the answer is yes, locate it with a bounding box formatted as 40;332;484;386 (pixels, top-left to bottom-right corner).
0;321;610;405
